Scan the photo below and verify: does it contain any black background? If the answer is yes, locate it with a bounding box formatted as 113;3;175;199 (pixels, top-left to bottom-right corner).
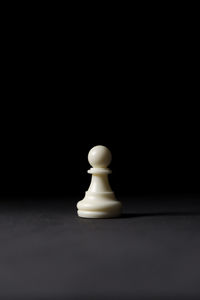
1;8;199;198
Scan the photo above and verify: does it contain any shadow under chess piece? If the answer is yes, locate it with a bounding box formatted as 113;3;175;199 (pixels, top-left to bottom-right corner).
77;145;122;218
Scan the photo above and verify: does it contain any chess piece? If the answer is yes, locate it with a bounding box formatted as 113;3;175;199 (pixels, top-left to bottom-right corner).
77;145;122;218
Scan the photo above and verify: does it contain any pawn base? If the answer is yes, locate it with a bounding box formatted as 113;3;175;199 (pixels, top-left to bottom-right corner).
77;191;122;219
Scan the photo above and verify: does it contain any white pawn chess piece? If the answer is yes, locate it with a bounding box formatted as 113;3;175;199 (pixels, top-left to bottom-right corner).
77;145;122;218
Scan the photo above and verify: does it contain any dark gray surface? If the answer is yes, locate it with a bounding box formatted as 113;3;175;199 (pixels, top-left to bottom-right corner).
0;196;200;300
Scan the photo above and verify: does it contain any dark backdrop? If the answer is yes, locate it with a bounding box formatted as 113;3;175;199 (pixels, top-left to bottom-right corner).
0;8;199;199
1;99;199;198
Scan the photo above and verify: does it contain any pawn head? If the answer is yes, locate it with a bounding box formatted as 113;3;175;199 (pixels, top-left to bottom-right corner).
88;145;112;168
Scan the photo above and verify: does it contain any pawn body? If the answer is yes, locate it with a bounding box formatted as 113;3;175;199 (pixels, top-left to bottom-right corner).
77;146;122;218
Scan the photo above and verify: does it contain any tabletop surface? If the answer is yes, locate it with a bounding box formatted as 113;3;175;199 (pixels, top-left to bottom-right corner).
0;196;200;300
